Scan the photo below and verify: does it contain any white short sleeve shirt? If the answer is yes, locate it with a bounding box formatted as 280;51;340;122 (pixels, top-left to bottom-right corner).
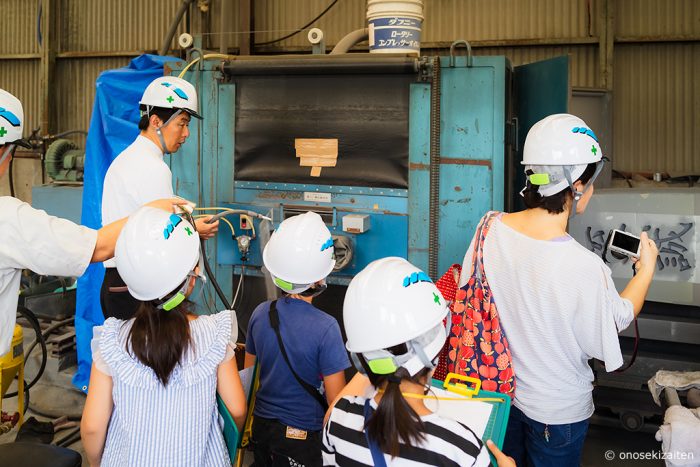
459;217;634;425
0;197;97;354
101;135;174;267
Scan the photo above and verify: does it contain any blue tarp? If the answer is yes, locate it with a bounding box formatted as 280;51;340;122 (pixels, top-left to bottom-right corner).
73;54;178;392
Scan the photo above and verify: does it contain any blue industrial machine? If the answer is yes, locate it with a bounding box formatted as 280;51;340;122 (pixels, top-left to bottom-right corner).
167;48;568;326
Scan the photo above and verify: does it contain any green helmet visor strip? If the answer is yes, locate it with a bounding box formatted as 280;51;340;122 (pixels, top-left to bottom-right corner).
524;157;607;217
273;276;327;297
351;324;442;377
156;214;207;312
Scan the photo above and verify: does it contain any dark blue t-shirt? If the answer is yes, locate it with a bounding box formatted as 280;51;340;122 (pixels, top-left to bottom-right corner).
246;297;350;431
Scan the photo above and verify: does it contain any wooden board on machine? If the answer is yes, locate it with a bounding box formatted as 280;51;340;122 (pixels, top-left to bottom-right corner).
295;138;338;177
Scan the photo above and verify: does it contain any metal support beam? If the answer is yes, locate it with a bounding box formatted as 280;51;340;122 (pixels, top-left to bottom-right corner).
239;0;254;55
40;0;57;135
599;0;615;91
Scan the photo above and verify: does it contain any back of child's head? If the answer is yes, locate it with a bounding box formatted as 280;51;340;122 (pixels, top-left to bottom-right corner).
343;257;449;457
115;207;202;385
263;211;335;296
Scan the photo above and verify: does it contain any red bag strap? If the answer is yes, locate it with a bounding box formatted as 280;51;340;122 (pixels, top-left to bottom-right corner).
468;211;500;279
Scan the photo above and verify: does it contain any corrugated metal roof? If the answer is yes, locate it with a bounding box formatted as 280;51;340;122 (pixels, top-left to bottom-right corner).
55;58;132;139
0;60;41;132
475;45;599;88
424;0;596;42
613;43;699;174
254;0;365;49
616;0;700;37
0;0;40;55
60;0;187;52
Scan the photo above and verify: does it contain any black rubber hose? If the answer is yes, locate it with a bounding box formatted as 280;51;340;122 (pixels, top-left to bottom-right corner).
256;0;340;46
3;307;47;398
8;157;15;197
23;317;73;363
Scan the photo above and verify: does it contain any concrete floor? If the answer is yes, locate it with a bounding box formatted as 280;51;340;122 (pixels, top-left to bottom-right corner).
1;325;668;467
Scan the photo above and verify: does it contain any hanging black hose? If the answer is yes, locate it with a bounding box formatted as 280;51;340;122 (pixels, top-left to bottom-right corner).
3;307;47;398
8;157;15;197
256;0;340;46
428;56;442;279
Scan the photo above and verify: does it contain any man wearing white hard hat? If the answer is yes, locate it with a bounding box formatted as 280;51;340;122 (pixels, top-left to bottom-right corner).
100;76;218;320
0;88;183;357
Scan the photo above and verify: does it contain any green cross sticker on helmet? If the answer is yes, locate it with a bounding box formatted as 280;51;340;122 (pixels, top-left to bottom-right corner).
591;145;597;156
344;257;449;377
263;211;336;294
139;76;203;119
185;227;193;236
115;207;201;302
0;127;6;137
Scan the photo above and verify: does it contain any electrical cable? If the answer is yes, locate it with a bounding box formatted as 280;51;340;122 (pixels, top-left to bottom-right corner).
23;317;73;362
601;231;641;373
3;307;47;398
8;157;15;197
232;266;245;312
255;0;340;46
194;214;235;237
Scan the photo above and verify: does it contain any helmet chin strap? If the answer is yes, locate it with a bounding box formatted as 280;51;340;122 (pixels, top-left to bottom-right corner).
151;107;183;156
564;158;607;219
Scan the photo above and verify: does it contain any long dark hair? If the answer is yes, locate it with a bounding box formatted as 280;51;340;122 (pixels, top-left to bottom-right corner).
361;345;431;457
127;285;192;386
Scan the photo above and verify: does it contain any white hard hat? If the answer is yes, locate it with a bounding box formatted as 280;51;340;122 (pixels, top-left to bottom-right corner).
115;207;201;302
343;257;448;377
522;113;603;196
0;88;31;149
139;76;202;120
262;211;335;294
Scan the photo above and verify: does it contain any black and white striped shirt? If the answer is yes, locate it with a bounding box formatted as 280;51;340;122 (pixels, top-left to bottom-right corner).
322;396;490;467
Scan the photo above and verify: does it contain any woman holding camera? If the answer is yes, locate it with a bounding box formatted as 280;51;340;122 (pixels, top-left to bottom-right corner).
459;114;658;467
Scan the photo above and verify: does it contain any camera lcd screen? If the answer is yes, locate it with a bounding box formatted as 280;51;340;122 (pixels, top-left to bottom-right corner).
612;231;640;253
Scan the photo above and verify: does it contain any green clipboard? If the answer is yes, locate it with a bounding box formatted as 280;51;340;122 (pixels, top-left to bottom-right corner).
432;373;511;466
217;362;260;465
217;393;240;463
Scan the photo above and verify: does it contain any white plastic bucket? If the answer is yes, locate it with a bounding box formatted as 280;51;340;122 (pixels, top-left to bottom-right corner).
367;0;424;55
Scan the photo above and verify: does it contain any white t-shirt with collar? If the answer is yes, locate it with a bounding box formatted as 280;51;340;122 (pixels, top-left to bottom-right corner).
459;216;634;425
101;135;174;267
0;197;97;355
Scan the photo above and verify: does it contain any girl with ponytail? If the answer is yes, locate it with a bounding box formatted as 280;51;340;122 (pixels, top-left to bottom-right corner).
323;257;513;466
81;207;246;467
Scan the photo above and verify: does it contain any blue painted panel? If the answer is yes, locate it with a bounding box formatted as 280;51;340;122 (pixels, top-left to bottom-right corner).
31;185;83;224
233;186;408;214
436;56;506;273
408;83;431;272
216;202;408;277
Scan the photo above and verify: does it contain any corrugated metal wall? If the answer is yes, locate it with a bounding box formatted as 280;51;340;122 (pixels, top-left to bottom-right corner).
615;43;699;174
1;0;698;200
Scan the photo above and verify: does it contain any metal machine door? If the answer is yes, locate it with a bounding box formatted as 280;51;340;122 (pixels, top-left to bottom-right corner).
510;56;570;210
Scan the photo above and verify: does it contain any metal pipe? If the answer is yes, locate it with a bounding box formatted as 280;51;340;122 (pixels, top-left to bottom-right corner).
428;56;441;279
664;387;682;407
219;0;227;54
222;56;420;76
159;0;194;56
330;28;369;54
